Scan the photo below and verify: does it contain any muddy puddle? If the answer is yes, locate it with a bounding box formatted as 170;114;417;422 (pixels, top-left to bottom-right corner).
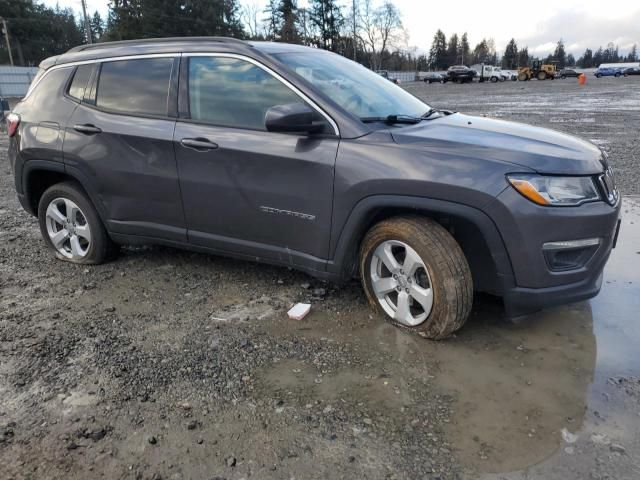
261;196;640;479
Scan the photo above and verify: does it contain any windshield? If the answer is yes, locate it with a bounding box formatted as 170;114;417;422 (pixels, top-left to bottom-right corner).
274;51;430;120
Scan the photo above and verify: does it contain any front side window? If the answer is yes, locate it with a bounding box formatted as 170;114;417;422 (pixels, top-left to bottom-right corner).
276;51;430;120
187;56;305;130
96;58;173;116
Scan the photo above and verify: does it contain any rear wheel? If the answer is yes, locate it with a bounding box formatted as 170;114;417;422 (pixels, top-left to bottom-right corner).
359;216;473;340
38;182;115;264
537;71;546;80
615;72;621;78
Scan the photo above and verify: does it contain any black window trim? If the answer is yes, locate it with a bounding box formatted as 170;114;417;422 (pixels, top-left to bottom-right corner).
178;52;339;136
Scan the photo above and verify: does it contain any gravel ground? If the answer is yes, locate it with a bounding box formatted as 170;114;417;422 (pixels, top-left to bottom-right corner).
1;77;639;480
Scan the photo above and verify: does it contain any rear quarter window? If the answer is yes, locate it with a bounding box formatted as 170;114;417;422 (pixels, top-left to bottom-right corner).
67;64;93;101
96;58;174;116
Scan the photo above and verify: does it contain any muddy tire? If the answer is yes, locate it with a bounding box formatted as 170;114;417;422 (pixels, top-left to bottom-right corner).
38;182;116;264
359;216;473;340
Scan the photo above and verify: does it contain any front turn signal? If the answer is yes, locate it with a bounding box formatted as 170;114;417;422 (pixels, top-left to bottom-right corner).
507;178;550;206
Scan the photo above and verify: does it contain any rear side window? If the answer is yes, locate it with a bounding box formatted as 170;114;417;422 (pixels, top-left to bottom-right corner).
187;56;303;130
68;64;93;101
96;58;173;116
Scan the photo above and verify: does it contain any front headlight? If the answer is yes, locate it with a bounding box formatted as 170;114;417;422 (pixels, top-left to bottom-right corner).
507;174;601;206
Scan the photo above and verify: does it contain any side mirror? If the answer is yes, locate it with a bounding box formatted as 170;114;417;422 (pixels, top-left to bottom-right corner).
265;103;322;134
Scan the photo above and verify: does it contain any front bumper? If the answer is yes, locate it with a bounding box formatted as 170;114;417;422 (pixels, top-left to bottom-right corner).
486;187;622;316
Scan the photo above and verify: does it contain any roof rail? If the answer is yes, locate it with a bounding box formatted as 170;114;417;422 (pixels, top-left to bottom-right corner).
67;36;248;53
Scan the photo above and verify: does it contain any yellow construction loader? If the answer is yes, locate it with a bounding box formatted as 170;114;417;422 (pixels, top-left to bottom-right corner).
517;60;557;81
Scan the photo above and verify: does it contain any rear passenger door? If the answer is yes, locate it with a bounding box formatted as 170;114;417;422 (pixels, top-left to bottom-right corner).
63;56;186;242
173;54;339;268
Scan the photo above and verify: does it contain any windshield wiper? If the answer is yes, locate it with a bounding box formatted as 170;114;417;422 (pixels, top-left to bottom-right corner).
422;108;440;119
360;114;423;124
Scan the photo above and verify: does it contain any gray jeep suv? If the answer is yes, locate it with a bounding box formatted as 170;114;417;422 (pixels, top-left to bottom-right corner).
6;37;621;339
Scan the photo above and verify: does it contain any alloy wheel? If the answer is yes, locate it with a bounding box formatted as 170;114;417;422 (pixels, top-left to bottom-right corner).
45;197;92;259
369;240;434;327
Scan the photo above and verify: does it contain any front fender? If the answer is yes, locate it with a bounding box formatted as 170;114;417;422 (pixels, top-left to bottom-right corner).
328;195;515;294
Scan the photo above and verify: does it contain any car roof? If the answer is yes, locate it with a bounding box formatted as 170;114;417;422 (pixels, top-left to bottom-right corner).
41;37;324;69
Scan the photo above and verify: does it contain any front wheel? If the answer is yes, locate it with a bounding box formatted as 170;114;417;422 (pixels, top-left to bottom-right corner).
359;216;473;340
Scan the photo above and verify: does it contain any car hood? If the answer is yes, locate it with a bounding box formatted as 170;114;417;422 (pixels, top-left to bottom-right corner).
390;113;605;175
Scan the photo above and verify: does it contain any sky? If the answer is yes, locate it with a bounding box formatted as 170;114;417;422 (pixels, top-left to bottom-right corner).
49;0;640;56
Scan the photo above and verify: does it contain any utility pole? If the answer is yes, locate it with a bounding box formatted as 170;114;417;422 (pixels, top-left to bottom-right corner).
1;18;13;66
352;0;357;61
80;0;92;44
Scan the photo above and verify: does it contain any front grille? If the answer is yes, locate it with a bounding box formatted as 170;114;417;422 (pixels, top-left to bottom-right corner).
598;167;619;205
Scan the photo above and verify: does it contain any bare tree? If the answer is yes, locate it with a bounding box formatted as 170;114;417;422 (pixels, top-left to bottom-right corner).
240;1;263;38
357;0;379;69
357;0;403;70
375;0;403;67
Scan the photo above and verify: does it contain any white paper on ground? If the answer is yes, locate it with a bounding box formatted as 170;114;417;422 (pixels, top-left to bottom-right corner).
287;303;311;320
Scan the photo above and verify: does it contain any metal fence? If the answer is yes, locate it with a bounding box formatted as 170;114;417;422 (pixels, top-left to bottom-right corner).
387;71;418;82
0;65;39;97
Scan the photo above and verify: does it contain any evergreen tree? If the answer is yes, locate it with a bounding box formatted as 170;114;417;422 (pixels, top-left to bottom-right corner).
517;46;530;67
104;0;244;40
427;29;447;70
553;39;566;67
264;0;280;39
90;11;105;42
593;46;604;67
578;48;593;68
459;32;470;65
309;0;343;51
0;0;84;65
470;39;489;65
502;38;518;69
446;33;458;66
627;44;638;62
277;0;301;43
566;53;576;67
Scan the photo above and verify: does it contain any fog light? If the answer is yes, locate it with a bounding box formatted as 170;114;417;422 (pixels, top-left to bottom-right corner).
543;238;600;271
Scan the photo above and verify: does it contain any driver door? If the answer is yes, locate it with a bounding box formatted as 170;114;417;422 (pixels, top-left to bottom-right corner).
174;55;339;269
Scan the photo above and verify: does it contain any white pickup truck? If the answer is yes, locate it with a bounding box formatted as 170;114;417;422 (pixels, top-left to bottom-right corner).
471;64;505;83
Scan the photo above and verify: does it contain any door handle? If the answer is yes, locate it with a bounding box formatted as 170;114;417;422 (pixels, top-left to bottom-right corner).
180;138;219;151
73;124;102;134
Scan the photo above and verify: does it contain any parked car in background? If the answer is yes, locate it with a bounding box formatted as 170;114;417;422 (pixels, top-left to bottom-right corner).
501;70;518;81
423;72;447;84
622;67;640;76
594;67;622;78
557;69;580;79
446;65;476;83
376;70;400;84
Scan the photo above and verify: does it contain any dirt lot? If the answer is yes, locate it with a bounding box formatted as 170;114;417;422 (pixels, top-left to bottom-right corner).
2;77;640;480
